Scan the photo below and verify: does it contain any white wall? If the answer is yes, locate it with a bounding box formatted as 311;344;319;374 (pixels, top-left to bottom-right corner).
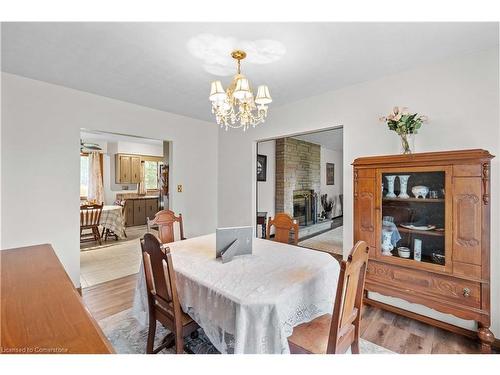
116;141;163;156
217;48;500;336
320;147;343;217
256;140;275;236
1;73;218;287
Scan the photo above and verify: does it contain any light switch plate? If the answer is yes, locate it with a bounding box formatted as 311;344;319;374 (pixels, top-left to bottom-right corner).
177;184;183;192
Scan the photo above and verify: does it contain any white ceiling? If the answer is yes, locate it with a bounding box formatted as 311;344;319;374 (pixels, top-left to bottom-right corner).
2;22;498;122
293;127;343;151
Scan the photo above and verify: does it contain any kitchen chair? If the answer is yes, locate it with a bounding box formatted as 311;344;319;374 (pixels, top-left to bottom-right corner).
140;233;198;354
288;240;370;354
266;213;299;245
80;203;103;245
147;209;185;244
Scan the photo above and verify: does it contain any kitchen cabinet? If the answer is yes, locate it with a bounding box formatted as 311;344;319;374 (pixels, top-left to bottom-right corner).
124;197;159;227
115;154;141;184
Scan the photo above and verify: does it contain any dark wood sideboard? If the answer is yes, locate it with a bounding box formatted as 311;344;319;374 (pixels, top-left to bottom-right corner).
0;244;113;354
353;149;495;352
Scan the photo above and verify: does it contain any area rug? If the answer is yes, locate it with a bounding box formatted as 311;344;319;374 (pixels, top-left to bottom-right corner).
298;226;343;256
99;308;393;354
80;240;142;287
80;225;146;252
80;226;147;287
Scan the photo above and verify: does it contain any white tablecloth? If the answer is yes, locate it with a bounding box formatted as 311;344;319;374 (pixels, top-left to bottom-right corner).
100;205;126;239
132;234;339;354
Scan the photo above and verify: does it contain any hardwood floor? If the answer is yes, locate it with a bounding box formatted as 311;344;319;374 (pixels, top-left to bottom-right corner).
83;273;138;321
82;272;493;354
360;304;491;354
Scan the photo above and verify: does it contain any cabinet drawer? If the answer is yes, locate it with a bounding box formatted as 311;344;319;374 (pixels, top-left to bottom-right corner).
366;261;481;308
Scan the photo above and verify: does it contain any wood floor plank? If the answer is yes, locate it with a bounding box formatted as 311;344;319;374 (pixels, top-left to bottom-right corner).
82;273;138;321
401;332;433;354
360;304;378;336
393;314;434;338
431;327;481;354
377;308;398;325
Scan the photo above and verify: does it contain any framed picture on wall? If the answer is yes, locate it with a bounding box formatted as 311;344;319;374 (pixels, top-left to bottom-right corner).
257;154;267;182
326;163;335;185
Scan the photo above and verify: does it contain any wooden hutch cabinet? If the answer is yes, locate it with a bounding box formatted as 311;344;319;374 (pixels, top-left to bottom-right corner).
352;149;495;352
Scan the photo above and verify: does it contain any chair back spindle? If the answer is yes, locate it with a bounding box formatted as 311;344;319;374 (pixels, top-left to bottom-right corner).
80;204;103;227
80;204;103;245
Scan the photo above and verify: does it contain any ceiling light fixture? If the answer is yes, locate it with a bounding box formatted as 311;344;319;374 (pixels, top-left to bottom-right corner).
209;50;272;131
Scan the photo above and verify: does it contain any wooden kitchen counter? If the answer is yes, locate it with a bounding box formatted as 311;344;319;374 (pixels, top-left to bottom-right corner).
0;244;113;354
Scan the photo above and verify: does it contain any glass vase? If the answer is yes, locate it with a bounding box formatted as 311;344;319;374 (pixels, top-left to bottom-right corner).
385;175;397;198
399;133;415;154
397;175;411;199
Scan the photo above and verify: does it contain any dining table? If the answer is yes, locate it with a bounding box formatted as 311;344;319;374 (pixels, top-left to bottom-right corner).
132;233;340;354
100;205;126;239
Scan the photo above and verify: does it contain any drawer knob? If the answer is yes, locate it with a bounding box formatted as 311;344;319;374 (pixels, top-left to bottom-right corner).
462;288;471;297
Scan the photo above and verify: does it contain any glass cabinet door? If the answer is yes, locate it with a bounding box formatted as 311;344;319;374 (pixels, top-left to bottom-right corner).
379;167;451;270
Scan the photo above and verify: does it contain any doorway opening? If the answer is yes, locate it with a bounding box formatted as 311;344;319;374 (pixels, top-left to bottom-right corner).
256;127;343;259
79;129;171;288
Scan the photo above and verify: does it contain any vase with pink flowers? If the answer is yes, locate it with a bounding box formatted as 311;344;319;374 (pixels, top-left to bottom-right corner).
379;107;428;154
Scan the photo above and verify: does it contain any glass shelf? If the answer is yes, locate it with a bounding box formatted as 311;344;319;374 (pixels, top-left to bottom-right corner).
381;170;446;267
397;226;444;237
382;197;444;203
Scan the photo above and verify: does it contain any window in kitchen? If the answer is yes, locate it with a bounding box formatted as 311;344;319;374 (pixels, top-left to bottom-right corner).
144;160;161;190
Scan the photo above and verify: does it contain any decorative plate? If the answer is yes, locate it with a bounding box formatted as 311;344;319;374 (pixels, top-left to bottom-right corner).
400;224;436;231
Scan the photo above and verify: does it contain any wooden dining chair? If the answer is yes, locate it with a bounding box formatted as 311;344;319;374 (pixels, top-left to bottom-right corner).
266;213;299;245
140;233;198;354
80;203;103;245
288;241;370;354
147;209;185;244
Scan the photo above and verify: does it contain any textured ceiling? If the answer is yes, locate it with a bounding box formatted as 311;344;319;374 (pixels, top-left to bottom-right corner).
2;22;498;122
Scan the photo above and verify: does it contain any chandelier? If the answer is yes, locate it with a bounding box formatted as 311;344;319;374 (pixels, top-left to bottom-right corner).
209;50;272;131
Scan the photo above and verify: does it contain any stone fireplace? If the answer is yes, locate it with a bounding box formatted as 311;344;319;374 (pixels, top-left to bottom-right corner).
275;138;320;226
